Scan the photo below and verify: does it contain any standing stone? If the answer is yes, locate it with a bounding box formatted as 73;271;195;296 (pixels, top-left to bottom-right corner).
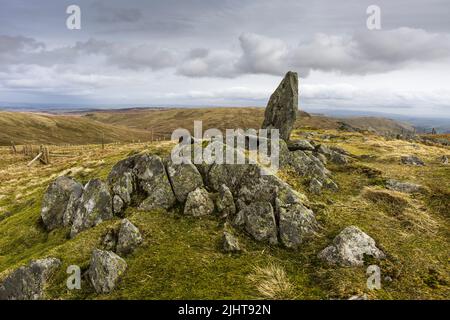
87;249;127;294
116;219;143;256
0;258;61;300
41;176;83;231
262;71;298;141
215;184;236;218
70;179;113;238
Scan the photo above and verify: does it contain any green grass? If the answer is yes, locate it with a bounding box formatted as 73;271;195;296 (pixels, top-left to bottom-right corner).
0;129;449;300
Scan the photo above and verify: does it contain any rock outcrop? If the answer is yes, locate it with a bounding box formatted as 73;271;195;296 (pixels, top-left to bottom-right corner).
71;179;113;238
318;226;385;267
87;249;127;294
262;71;298;141
0;258;61;300
41;176;83;230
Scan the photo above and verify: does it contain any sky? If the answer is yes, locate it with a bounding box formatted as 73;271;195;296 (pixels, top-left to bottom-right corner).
0;0;450;117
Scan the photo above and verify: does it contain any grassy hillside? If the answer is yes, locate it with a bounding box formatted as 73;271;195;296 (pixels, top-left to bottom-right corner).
0;128;448;299
0;112;151;145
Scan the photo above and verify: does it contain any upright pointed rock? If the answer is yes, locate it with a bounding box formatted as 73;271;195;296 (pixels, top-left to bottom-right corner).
262;71;298;141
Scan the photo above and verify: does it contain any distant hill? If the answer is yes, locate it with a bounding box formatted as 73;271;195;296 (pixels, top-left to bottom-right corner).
0;107;417;145
0;111;151;145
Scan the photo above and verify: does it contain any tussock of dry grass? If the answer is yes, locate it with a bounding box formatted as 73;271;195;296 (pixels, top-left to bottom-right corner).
248;263;295;300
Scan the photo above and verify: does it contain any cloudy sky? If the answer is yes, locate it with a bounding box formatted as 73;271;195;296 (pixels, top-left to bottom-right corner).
1;0;450;117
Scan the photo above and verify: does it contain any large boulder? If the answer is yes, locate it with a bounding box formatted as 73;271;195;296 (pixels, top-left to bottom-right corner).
0;258;61;300
70;179;113;238
133;154;176;211
41;176;83;230
87;249;127;294
165;159;204;202
184;187;214;217
318;226;385;267
116;219;143;256
261;71;298;141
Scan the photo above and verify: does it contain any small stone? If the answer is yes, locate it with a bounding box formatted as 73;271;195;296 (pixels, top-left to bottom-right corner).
184;187;215;217
287;140;315;151
401;155;425;166
318;226;385;267
116;219;143;256
441;155;448;164
386;179;425;194
222;231;241;253
348;294;368;300
87;249;127;294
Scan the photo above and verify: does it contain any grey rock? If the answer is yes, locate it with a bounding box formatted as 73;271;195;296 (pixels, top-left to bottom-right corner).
386;179;425;194
318;226;385;267
238;202;278;245
262;71;298;141
348;294;368;300
401;155;425;166
116;219;143;256
287;139;315;151
166;159;204;202
441;155;448;164
102;228;117;252
107;155;137;211
112;195;124;215
0;258;61;300
87;249;127;294
41;176;83;231
222;231;241;253
133;154;176;211
184;187;215;217
309;178;323;194
329;151;349;165
70;179;113;238
215;184;236;218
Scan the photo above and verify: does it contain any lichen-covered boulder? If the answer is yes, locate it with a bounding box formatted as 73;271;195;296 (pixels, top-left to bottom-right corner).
133;154;176;211
87;249;127;294
215;184;236;218
184;187;214;217
309;178;323;194
41;176;83;231
318;226;385;267
70;179;113;238
0;258;61;300
107;156;136;212
237;202;278;245
222;231;241;253
116;219;143;256
166;159;204;202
